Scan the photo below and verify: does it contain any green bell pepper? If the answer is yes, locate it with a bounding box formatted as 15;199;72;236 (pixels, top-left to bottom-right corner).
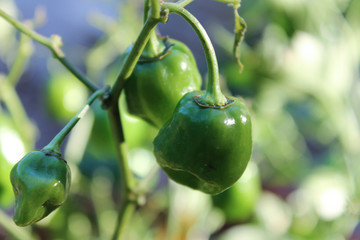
153;91;252;194
10;150;71;226
124;36;202;129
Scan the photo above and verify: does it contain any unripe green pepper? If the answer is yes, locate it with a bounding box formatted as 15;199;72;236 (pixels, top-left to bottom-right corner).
10;151;71;226
9;89;102;226
212;161;261;222
124;36;202;128
45;72;88;123
10;150;71;226
154;91;252;194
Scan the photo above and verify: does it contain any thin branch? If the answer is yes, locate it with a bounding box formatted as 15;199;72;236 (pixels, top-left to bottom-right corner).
0;9;99;92
176;0;195;7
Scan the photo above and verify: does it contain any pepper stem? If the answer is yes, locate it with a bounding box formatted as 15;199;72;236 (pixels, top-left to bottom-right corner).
141;31;166;58
141;0;166;58
162;3;227;106
42;89;105;155
109;9;166;101
0;9;99;92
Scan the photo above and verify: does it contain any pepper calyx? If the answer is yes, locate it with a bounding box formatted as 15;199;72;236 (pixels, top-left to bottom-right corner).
193;94;234;109
40;149;67;163
139;37;174;63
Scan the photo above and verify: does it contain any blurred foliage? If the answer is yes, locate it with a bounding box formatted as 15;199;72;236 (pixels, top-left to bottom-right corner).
1;0;360;239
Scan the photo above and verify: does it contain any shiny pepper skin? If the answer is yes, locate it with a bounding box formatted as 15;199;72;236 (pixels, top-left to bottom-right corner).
124;38;202;128
10;150;71;226
154;91;252;195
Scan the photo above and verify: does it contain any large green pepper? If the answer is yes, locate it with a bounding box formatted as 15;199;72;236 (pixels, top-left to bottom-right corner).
153;91;252;194
124;36;202;129
10;150;71;226
152;4;252;195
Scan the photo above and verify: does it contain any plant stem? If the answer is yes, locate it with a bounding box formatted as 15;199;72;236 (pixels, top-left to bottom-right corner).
144;0;151;23
142;31;166;58
162;3;227;106
111;198;136;240
213;0;241;4
7;33;33;86
176;0;195;7
150;0;161;19
0;9;99;92
142;0;165;58
56;57;98;92
107;3;166;238
110;9;165;102
107;102;136;240
43;89;104;155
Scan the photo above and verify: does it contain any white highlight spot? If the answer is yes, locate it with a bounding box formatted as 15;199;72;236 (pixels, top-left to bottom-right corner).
77;105;90;119
224;118;235;126
241;115;247;124
180;61;187;71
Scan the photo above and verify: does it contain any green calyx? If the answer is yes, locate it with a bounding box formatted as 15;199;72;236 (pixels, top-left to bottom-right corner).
140;31;167;59
10;150;71;226
153;91;252;194
124;37;202;129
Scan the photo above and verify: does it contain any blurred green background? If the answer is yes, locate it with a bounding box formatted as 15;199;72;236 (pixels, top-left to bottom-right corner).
1;0;360;239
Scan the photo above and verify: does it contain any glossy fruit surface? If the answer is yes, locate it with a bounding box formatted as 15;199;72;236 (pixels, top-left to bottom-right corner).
10;150;71;226
154;91;252;194
124;38;202;128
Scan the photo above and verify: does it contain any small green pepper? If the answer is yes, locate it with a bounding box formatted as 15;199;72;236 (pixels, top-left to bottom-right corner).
9;89;102;226
124;36;202;128
153;91;252;194
212;161;261;222
10;150;71;226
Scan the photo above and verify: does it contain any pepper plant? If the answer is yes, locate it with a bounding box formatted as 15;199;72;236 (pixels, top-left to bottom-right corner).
0;0;252;238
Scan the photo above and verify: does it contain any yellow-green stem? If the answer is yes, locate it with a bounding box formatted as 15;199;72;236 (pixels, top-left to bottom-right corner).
176;0;195;7
43;89;104;155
